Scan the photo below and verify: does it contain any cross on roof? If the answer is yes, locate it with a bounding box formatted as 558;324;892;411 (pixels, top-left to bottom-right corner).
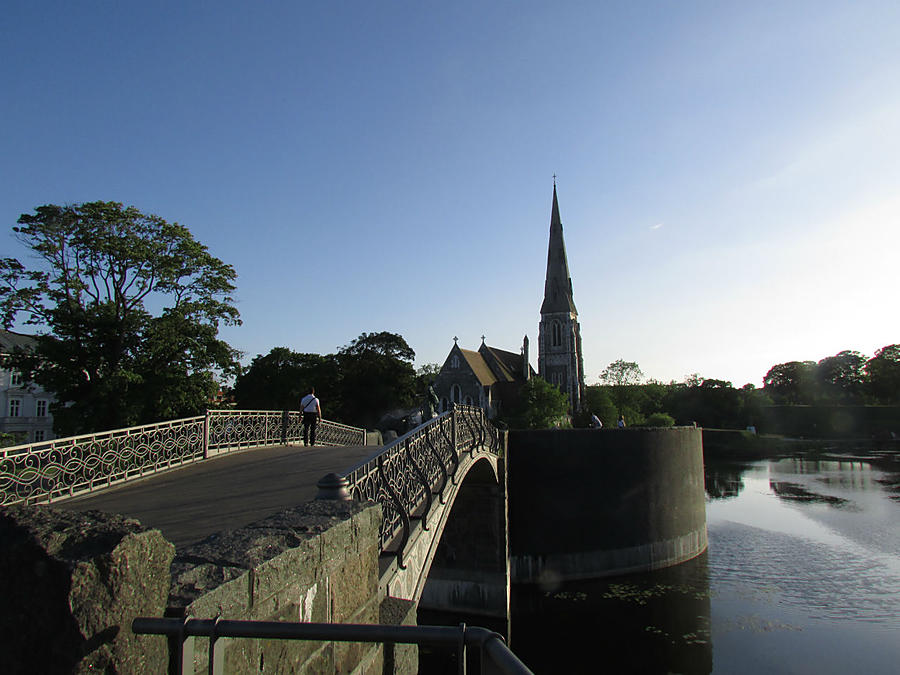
453;336;458;344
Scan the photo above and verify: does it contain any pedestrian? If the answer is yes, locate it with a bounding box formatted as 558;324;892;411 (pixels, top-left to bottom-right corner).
590;413;602;429
300;387;322;446
617;414;626;429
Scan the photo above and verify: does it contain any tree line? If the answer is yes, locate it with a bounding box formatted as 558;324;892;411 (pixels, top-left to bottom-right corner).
582;348;900;431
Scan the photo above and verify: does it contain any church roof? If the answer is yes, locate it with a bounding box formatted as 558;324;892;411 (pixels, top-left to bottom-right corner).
459;348;498;386
479;344;533;381
540;183;578;315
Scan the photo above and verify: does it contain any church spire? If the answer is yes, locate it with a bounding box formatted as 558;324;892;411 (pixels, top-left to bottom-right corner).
540;182;577;315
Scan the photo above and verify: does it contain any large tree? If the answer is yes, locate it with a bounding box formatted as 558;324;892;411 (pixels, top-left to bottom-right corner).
763;361;817;404
816;350;867;402
599;359;645;417
232;347;340;412
0;201;240;435
336;332;418;428
866;344;900;404
506;377;570;429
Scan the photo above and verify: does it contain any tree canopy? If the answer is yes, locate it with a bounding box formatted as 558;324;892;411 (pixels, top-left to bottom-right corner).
232;332;418;429
0;201;240;435
505;377;569;429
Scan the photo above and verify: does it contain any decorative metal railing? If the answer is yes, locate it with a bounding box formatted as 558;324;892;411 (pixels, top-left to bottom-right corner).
327;404;502;565
0;410;365;506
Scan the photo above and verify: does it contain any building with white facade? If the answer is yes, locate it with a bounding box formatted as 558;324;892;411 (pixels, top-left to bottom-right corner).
0;330;55;444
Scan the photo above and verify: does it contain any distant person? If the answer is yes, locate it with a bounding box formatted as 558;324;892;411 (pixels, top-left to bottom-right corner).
617;415;626;429
591;413;602;429
300;387;322;446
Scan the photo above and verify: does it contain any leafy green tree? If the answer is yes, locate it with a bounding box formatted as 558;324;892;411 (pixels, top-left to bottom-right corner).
506;377;569;429
233;347;340;411
763;361;817;404
336;332;418;428
866;344;900;403
642;412;675;427
0;201;240;435
581;386;617;427
599;359;645;416
816;350;867;402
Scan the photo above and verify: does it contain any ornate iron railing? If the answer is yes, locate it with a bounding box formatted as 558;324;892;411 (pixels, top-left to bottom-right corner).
0;410;365;506
329;405;502;564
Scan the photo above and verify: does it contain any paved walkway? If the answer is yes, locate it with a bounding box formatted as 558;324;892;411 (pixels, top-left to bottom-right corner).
56;444;378;549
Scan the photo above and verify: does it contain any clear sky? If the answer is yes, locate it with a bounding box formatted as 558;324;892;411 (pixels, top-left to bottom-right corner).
2;1;898;388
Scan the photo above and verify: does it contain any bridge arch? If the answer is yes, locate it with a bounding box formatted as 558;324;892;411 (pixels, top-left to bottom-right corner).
322;406;507;611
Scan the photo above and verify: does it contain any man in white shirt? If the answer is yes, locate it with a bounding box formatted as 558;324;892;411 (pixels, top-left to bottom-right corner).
300;387;322;446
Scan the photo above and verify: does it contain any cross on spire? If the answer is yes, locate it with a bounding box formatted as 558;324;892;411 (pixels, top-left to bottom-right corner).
552;173;557;186
453;336;458;344
481;335;486;344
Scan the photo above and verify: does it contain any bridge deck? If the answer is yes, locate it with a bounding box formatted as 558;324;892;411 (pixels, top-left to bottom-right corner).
55;444;377;549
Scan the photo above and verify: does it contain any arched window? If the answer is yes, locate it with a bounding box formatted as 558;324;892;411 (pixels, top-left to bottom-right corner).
551;321;562;347
451;355;459;369
451;384;461;403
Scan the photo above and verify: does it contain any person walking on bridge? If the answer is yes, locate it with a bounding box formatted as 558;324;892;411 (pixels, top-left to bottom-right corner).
300;387;322;446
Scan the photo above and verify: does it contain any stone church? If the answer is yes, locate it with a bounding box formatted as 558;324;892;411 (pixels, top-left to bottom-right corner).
432;181;586;417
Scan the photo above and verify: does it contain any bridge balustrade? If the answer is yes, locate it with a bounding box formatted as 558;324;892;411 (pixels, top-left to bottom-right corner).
0;410;366;506
332;404;502;566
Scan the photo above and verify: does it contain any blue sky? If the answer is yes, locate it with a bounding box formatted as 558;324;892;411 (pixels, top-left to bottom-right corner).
2;1;898;387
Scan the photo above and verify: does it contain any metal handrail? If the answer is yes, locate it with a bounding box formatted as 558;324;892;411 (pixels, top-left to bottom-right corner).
131;616;534;675
0;409;366;506
326;404;502;565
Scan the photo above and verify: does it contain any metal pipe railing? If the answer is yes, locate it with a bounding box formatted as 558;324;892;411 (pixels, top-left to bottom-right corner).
132;617;534;675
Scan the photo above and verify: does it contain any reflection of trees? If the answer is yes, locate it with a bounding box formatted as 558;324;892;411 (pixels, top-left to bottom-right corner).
769;481;849;506
705;463;751;500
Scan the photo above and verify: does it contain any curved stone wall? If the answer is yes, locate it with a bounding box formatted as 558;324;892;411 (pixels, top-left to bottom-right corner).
508;427;706;583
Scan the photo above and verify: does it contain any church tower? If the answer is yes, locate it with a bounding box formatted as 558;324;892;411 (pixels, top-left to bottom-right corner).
538;181;586;412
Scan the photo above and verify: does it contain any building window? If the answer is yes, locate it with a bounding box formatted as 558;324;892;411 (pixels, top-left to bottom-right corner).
451;355;459;369
451;384;461;404
36;400;47;417
551;321;562;347
9;398;22;417
10;370;22;387
33;430;45;442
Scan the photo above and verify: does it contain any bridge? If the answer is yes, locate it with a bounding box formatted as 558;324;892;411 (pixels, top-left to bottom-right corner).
0;405;508;672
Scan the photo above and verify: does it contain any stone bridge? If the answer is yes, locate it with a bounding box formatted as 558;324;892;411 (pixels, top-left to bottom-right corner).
0;405;509;672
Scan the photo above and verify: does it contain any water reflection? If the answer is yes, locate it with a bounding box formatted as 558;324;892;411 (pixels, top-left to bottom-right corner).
510;553;713;674
769;481;850;506
705;462;752;500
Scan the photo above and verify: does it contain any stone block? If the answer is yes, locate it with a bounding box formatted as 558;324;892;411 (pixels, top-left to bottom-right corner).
0;504;174;673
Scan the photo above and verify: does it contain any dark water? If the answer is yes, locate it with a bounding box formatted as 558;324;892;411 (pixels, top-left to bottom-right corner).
423;447;900;673
510;448;900;674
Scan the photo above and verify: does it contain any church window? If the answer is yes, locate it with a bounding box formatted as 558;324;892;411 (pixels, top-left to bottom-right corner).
451;384;461;403
551;321;562;347
451;355;459;369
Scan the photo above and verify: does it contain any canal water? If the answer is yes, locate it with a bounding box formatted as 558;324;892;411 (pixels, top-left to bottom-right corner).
422;446;900;673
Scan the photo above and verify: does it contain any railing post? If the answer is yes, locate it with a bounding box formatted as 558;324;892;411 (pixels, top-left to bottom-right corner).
451;405;458;455
203;411;211;459
281;409;289;445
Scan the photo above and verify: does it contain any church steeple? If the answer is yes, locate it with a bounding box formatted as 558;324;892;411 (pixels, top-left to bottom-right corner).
537;180;585;413
540;182;577;315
